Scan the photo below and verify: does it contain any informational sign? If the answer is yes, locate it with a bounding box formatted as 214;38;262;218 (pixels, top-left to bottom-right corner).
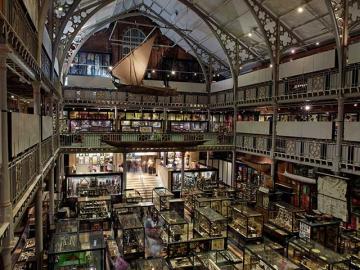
317;174;348;221
299;221;311;239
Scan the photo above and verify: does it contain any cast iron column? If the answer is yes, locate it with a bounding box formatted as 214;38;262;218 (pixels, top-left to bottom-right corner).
122;152;127;193
49;165;55;228
181;151;185;196
0;44;13;270
35;184;43;270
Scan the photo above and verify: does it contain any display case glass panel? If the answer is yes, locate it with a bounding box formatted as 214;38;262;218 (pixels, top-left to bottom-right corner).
124;189;142;203
228;205;263;240
48;231;106;270
152;188;174;211
194;207;227;239
339;230;360;256
287;237;350;270
159;210;189;244
56;219;79;233
77;196;111;231
268;202;305;233
194;197;231;217
299;218;341;251
115;213;145;258
135;258;170;270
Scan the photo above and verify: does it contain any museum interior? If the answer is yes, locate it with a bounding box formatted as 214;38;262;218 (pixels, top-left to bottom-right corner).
2;0;360;269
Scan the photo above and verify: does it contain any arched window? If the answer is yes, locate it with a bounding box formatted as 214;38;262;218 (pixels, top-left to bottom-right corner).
122;28;146;57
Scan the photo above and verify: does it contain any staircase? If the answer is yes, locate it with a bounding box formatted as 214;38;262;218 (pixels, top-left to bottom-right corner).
126;172;164;201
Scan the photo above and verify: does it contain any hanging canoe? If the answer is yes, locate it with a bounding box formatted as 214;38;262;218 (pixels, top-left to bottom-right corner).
111;35;177;96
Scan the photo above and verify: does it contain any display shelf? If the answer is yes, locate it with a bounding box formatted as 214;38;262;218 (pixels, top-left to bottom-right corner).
194;196;231;217
194;207;227;242
299;217;341;251
159;210;189;244
77;196;111;231
48;231;106;270
152;187;175;211
268;202;305;234
287;237;350;270
228;205;263;242
115;213;145;259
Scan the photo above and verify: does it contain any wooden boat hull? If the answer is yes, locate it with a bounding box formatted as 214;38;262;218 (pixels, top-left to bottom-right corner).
113;81;178;96
102;139;208;149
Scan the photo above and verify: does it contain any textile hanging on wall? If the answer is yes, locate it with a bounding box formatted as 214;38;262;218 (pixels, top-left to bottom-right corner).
317;174;348;221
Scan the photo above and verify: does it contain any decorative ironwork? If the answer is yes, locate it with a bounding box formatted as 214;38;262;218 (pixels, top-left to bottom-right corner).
244;0;302;59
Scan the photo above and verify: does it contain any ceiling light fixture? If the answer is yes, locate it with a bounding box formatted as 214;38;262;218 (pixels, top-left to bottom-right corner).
270;64;273;68
297;6;304;13
152;69;155;73
354;103;358;107
316;42;320;46
291;49;295;54
171;70;175;75
248;32;252;37
305;104;311;111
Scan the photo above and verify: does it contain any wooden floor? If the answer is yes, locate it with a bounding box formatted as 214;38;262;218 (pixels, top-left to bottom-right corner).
126;172;164;200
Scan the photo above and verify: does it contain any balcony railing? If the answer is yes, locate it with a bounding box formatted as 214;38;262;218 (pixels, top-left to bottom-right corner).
9;146;39;205
41;137;53;165
275;137;335;167
236;134;272;155
60;132;233;149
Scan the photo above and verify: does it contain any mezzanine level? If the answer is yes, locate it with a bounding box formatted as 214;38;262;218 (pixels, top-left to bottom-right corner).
60;132;234;152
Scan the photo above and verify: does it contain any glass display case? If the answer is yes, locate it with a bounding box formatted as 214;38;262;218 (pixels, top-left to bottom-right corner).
339;229;360;256
113;201;154;218
152;187;175;211
135;258;170;270
48;231;106;270
56;219;79;233
244;242;300;270
299;218;341;251
67;173;122;197
106;239;120;267
268;202;305;233
228;204;263;241
195;250;242;270
193;207;227;244
115;213;145;259
77;196;111;231
287;237;350;270
123;189;142;203
159;210;189;245
194;196;231;217
183;190;205;214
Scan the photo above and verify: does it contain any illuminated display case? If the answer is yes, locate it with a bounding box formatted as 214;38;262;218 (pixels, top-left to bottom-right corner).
194;196;231;217
48;231;106;270
113;201;155;219
159;210;189;246
77;196;111;231
287;237;350;270
115;213;145;259
152;187;175;211
135;258;170;270
193;207;227;250
170;168;218;195
268;202;305;233
243;242;300;270
123;189;142;204
339;229;360;256
299;218;341;251
228;204;263;241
